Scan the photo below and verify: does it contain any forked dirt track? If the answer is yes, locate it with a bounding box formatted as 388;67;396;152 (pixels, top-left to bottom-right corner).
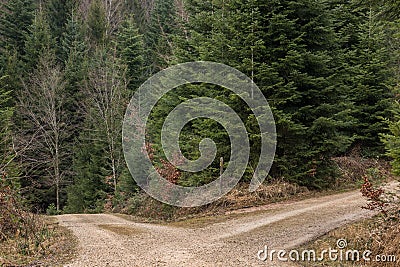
58;182;399;267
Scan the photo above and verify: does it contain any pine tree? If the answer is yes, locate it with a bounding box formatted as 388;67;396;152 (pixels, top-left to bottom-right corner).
24;9;55;72
46;0;75;40
61;11;88;129
86;0;107;46
381;101;400;175
116;15;145;92
0;0;35;57
0;0;35;97
66;46;129;211
144;0;177;73
168;0;356;187
65;128;109;213
332;1;394;156
45;0;78;62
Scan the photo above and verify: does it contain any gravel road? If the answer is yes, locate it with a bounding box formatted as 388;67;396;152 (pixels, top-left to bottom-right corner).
57;182;399;267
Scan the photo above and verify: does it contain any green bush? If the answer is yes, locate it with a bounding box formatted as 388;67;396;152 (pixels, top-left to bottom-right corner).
46;203;60;215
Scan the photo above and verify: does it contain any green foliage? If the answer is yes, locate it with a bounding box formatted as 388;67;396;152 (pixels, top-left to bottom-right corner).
116;15;145;91
1;0;398;213
61;12;88;137
86;0;107;46
166;0;357;187
45;0;77;41
24;9;55;71
0;0;35;56
382;101;400;175
46;203;60;215
144;0;178;72
65;128;109;213
65;46;128;212
340;4;393;155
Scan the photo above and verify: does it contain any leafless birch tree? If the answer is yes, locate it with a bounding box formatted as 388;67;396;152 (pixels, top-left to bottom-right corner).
83;46;128;192
17;53;69;211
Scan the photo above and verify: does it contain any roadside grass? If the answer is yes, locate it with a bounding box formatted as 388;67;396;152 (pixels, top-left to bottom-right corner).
112;156;394;224
295;181;400;267
295;211;399;267
0;216;78;266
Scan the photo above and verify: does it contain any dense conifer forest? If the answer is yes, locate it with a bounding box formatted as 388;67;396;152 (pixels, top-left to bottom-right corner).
1;0;400;214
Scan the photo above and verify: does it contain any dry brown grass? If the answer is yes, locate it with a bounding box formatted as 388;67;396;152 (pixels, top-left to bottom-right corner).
0;181;77;266
0;216;78;266
297;211;399;266
115;156;394;224
333;156;394;187
120;180;310;222
297;182;400;267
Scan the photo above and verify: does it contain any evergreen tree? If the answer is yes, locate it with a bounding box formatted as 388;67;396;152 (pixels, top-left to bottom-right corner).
45;0;78;62
332;1;394;155
61;11;88;129
116;15;145;92
65;127;109;213
46;0;76;40
144;0;177;73
66;46;129;212
86;0;107;47
24;9;55;72
0;0;35;97
0;51;23;102
0;0;35;57
381;101;400;175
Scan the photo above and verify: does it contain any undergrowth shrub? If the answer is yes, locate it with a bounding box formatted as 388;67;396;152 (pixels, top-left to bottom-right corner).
46;203;60;216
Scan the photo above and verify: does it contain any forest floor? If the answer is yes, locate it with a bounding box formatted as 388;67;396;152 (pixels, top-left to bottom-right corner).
57;181;400;267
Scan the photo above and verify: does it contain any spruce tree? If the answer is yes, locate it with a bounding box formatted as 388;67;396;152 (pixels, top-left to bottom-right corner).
381;101;400;175
45;0;78;62
24;9;55;72
67;46;128;211
61;11;88;130
0;0;35;96
169;0;355;187
332;1;394;156
0;0;35;57
116;15;145;92
86;0;107;47
144;0;177;73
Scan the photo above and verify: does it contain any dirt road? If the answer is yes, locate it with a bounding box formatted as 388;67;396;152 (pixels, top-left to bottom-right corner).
57;183;399;267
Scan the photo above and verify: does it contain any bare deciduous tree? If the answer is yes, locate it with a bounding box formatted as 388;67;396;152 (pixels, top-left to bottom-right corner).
84;46;128;192
17;53;69;211
103;0;125;37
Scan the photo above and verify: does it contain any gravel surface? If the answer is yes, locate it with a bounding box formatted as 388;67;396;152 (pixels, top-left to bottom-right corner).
58;182;399;267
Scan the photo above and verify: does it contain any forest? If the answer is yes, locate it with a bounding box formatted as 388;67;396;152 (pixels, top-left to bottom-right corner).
1;0;400;215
